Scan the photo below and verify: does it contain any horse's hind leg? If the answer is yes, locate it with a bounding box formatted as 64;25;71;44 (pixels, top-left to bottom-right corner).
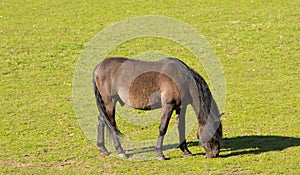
106;102;127;158
97;114;110;155
111;132;126;158
176;108;193;157
156;104;174;160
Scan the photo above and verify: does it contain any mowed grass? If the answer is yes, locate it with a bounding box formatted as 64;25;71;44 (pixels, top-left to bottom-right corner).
1;0;299;174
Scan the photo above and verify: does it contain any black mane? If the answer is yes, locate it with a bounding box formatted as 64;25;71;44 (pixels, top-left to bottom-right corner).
166;57;212;117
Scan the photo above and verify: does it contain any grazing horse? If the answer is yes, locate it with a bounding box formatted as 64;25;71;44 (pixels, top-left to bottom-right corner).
93;57;222;160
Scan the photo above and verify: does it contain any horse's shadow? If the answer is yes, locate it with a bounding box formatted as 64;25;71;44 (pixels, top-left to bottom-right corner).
124;135;300;158
187;135;300;158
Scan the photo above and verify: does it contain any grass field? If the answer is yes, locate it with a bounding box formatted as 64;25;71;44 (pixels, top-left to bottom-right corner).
1;0;299;174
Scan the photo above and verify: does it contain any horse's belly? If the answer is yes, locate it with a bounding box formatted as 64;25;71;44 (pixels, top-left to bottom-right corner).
121;80;162;110
118;71;165;110
128;91;162;110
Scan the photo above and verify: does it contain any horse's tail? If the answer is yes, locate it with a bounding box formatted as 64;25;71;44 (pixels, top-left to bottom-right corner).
93;74;122;136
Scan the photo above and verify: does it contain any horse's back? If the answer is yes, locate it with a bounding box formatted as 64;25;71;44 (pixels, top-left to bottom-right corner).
94;57;191;109
94;57;187;80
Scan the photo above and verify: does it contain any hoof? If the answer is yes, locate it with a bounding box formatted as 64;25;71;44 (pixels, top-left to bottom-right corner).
118;153;128;159
205;154;217;158
183;152;194;157
156;155;169;160
99;150;110;156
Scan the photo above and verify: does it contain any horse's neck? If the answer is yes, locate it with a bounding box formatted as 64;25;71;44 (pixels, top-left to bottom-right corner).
188;81;202;119
191;99;202;119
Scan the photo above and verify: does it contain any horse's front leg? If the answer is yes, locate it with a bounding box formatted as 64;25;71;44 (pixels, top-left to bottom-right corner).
176;107;193;157
156;104;174;160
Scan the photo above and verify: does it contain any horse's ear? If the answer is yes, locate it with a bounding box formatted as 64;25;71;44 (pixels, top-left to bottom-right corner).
219;113;225;118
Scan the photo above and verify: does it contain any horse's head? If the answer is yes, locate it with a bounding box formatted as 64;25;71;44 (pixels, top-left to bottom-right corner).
203;121;222;158
198;115;222;158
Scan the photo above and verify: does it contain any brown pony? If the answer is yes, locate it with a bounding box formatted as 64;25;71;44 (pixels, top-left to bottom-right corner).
93;57;222;160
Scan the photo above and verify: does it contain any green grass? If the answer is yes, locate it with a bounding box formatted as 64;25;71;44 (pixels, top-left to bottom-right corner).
1;0;299;174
